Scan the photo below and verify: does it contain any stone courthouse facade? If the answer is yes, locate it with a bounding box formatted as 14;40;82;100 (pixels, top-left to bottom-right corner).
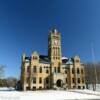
20;29;86;91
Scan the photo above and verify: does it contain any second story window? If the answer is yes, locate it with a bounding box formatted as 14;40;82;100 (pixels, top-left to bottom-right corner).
46;68;49;73
33;77;36;84
58;67;60;73
40;66;42;73
65;69;67;74
54;67;56;73
78;78;80;83
33;66;37;73
81;68;83;74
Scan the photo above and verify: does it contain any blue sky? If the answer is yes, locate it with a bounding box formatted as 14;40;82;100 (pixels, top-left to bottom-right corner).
0;0;100;78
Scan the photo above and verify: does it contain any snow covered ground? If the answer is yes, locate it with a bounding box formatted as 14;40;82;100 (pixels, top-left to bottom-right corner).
0;88;100;100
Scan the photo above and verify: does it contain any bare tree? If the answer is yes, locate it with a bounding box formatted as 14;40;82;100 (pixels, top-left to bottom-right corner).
85;62;100;90
6;77;18;88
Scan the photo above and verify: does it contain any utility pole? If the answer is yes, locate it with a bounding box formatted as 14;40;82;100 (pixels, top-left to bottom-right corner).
91;43;98;91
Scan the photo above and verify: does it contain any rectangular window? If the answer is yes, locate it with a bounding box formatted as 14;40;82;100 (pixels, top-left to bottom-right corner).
72;78;75;83
78;78;80;83
40;66;42;73
58;67;60;73
82;78;84;83
65;69;67;74
81;69;83;74
78;86;81;89
77;68;80;74
54;67;56;73
46;78;49;84
33;77;36;84
66;78;67;83
72;68;74;74
33;86;36;90
39;86;42;90
46;68;49;73
39;77;42;84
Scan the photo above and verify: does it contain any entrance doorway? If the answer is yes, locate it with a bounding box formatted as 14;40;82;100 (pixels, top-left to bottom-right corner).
56;79;63;87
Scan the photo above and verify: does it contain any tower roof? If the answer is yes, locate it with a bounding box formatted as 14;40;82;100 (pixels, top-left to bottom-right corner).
49;28;60;35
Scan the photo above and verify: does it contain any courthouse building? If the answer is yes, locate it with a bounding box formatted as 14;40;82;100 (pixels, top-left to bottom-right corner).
20;29;86;91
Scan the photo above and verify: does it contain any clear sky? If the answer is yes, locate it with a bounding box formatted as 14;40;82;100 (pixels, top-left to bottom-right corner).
0;0;100;78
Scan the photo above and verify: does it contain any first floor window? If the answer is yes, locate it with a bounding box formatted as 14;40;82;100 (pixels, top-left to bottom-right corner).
72;78;75;83
33;86;36;90
46;78;49;84
82;78;84;83
66;78;67;83
39;86;42;90
78;86;81;89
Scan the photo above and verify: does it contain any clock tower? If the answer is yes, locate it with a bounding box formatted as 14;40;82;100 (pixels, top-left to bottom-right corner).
48;29;62;73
